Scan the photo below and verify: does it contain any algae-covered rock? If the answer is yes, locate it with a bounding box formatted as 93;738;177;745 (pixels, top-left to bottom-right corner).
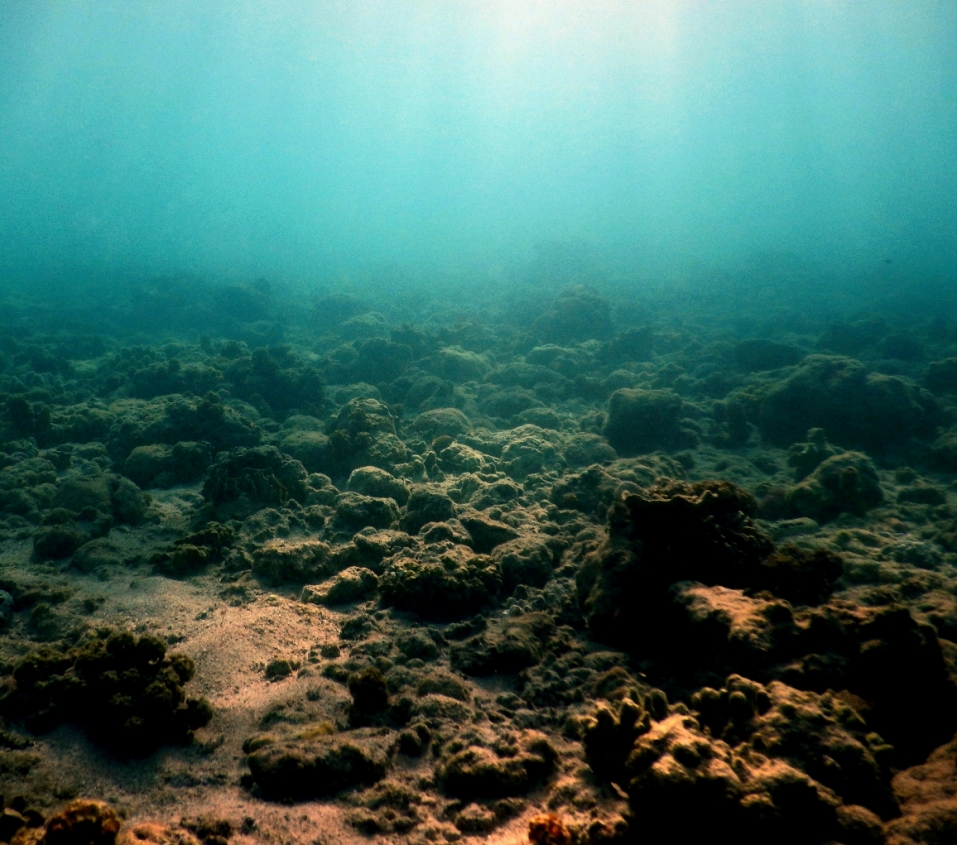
350;528;416;571
600;326;653;363
480;388;543;419
693;678;897;818
412;408;471;439
0;456;58;521
379;545;500;621
581;687;885;845
1;629;212;755
326;397;408;476
437;442;493;474
347;337;412;385
109;393;260;458
437;728;557;798
785;451;883;522
759;355;939;451
344;779;426;836
469;478;524;510
929;425;957;471
400;486;456;534
398;631;441;662
203;445;309;510
459;513;520;553
549;464;623;516
31;469;146;560
435;347;490;383
625;712;844;844
786;428;839;481
886;735;957;845
302;567;379;606
347;666;391;725
816;320;889;357
734;338;804;372
779;602;957;766
923;357;957;393
492;537;554;593
533;286;613;345
151;522;235;576
416;671;469;701
0;589;15;627
347;466;410;505
335;491;400;530
252;539;334;584
52;473;147;525
223;347;325;415
450;612;553;676
246;729;396;801
602;388;697;455
330;397;397;439
417;694;470;726
71;538;123;573
563;433;617;468
33;508;109;560
750;544;843;606
669;583;797;673
499;426;564;479
124;441;211;488
22;799;121;845
278;430;334;474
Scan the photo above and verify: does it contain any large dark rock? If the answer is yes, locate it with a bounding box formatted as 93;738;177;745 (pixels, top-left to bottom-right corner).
247;730;396;801
401;487;456;534
109;393;261;458
602;388;698;455
758;355;939;451
784;451;884;522
379;545;500;621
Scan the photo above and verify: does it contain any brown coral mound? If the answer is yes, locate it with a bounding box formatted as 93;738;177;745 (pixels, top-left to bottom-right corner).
12;801;120;845
581;689;887;845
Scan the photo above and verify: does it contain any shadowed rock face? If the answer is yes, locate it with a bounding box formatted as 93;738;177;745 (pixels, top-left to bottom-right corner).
577;479;775;650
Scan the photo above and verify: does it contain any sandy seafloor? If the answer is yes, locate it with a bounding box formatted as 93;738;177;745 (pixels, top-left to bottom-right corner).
3;275;957;845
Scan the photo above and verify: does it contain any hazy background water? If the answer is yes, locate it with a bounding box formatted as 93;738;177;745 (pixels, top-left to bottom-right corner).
1;1;955;302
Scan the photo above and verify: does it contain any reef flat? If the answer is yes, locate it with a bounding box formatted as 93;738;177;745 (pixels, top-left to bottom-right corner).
2;277;957;845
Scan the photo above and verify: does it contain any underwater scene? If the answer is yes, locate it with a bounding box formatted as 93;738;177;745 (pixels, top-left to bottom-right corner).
2;3;957;844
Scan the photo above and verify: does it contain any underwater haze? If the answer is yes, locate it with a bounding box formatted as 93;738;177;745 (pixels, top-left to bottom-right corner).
1;0;956;289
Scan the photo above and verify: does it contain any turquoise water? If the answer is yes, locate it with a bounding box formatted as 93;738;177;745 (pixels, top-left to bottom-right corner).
1;2;956;291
